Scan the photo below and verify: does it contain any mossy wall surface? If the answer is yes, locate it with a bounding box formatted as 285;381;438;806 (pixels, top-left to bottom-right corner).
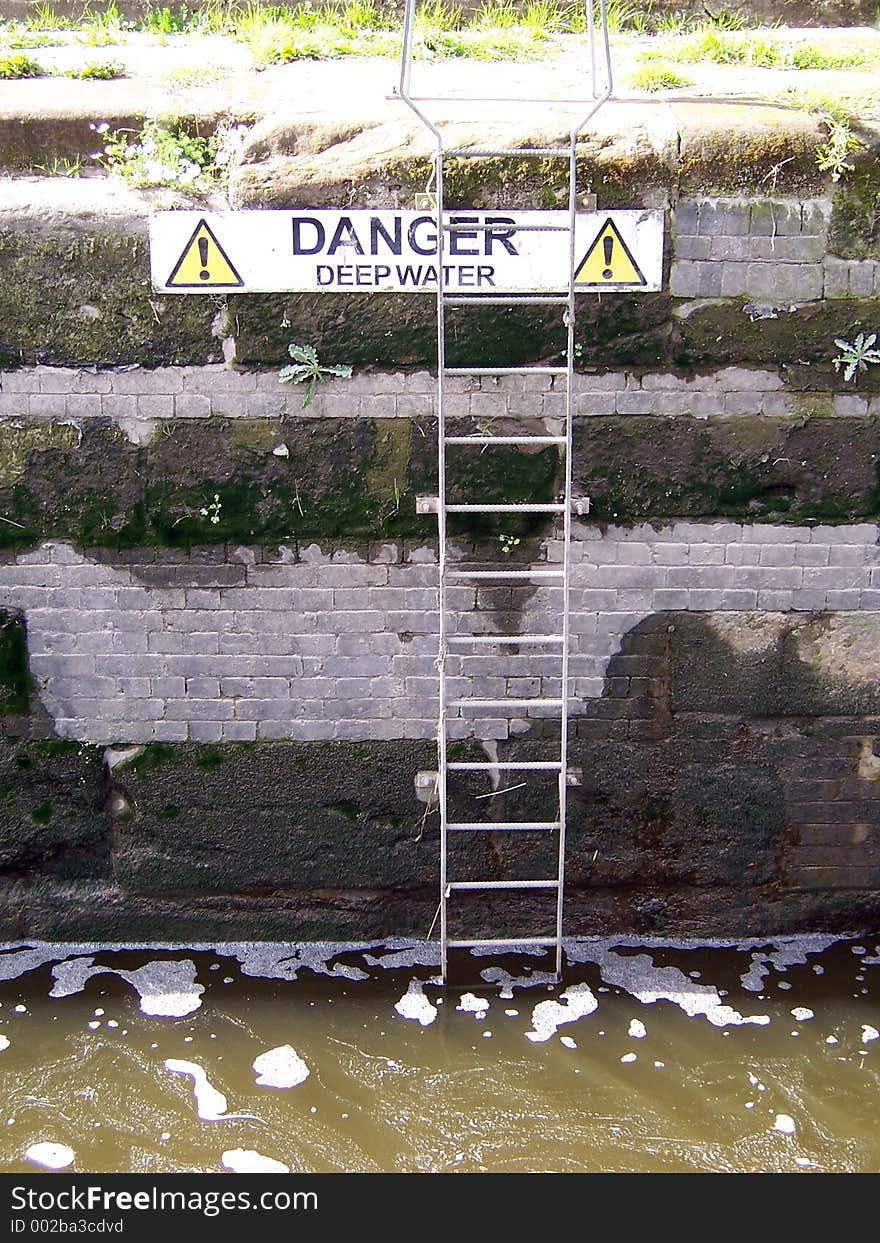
573;414;880;525
2;412;880;554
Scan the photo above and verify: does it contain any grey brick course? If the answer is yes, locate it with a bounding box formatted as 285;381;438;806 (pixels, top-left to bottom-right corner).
3;505;880;743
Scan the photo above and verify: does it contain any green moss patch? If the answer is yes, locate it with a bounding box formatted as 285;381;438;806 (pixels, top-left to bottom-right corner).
675;299;880;369
828;160;880;261
0;612;32;715
0;229;218;367
574;414;880;525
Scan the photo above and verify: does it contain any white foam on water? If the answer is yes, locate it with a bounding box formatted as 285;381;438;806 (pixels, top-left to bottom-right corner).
226;943;372;983
479;967;558;998
457;993;490;1017
741;955;772;993
826;1035;839;1044
25;1142;74;1170
526;983;598;1044
252;1045;310;1089
363;941;440;971
164;1059;260;1122
739;936;840;993
504;1009;519;1017
50;958;204;1018
0;1035;9;1052
773;1114;796;1135
566;942;769;1028
0;945;93;983
791;1008;815;1022
394;980;437;1027
621;1053;637;1064
560;1036;577;1050
222;1148;289;1173
470;943;549;959
628;1019;647;1039
861;1025;879;1043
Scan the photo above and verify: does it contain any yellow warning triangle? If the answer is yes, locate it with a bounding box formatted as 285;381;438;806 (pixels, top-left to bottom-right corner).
574;217;646;287
166;219;244;289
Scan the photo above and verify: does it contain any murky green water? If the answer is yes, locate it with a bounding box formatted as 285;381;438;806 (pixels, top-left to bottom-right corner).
0;936;878;1174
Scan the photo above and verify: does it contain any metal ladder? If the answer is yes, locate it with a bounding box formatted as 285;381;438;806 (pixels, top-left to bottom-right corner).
397;1;613;981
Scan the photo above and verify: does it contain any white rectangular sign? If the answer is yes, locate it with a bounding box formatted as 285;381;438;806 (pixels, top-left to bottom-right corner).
149;209;664;295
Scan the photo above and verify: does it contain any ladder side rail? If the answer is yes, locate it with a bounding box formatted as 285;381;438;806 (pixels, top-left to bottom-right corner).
396;0;449;980
552;0;613;976
436;146;450;982
553;132;578;979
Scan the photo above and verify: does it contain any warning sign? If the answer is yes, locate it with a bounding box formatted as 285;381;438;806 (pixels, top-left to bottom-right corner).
574;217;647;288
166;219;244;289
150;209;663;294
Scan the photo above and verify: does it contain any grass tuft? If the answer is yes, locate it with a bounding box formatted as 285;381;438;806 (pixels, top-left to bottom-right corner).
67;58;125;77
628;61;690;91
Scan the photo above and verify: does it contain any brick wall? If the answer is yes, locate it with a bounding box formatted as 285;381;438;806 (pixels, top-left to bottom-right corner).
1;363;878;437
671;197;880;301
0;521;878;745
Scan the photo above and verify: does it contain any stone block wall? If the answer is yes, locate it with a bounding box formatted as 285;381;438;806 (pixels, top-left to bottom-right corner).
2;181;880;941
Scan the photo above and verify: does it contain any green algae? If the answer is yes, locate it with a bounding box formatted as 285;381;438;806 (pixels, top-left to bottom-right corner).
0;611;32;715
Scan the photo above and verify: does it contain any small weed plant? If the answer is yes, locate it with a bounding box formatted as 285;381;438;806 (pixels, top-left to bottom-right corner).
279;343;353;408
816;115;865;182
95;119;220;189
67;59;125;77
35;155;82;175
833;332;880;383
200;493;222;524
0;53;43;77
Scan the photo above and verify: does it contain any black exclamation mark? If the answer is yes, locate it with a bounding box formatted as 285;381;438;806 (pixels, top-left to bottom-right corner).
198;236;210;281
602;234;613;280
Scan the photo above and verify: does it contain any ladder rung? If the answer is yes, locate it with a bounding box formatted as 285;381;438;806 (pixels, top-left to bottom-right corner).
443;367;566;376
447;822;560;832
446;937;559;947
443;296;569;306
449;697;564;708
446;147;571;158
448;880;559;891
445;503;565;513
444;436;567;445
447;761;563;771
445;568;564;579
443;222;571;233
447;633;564;645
